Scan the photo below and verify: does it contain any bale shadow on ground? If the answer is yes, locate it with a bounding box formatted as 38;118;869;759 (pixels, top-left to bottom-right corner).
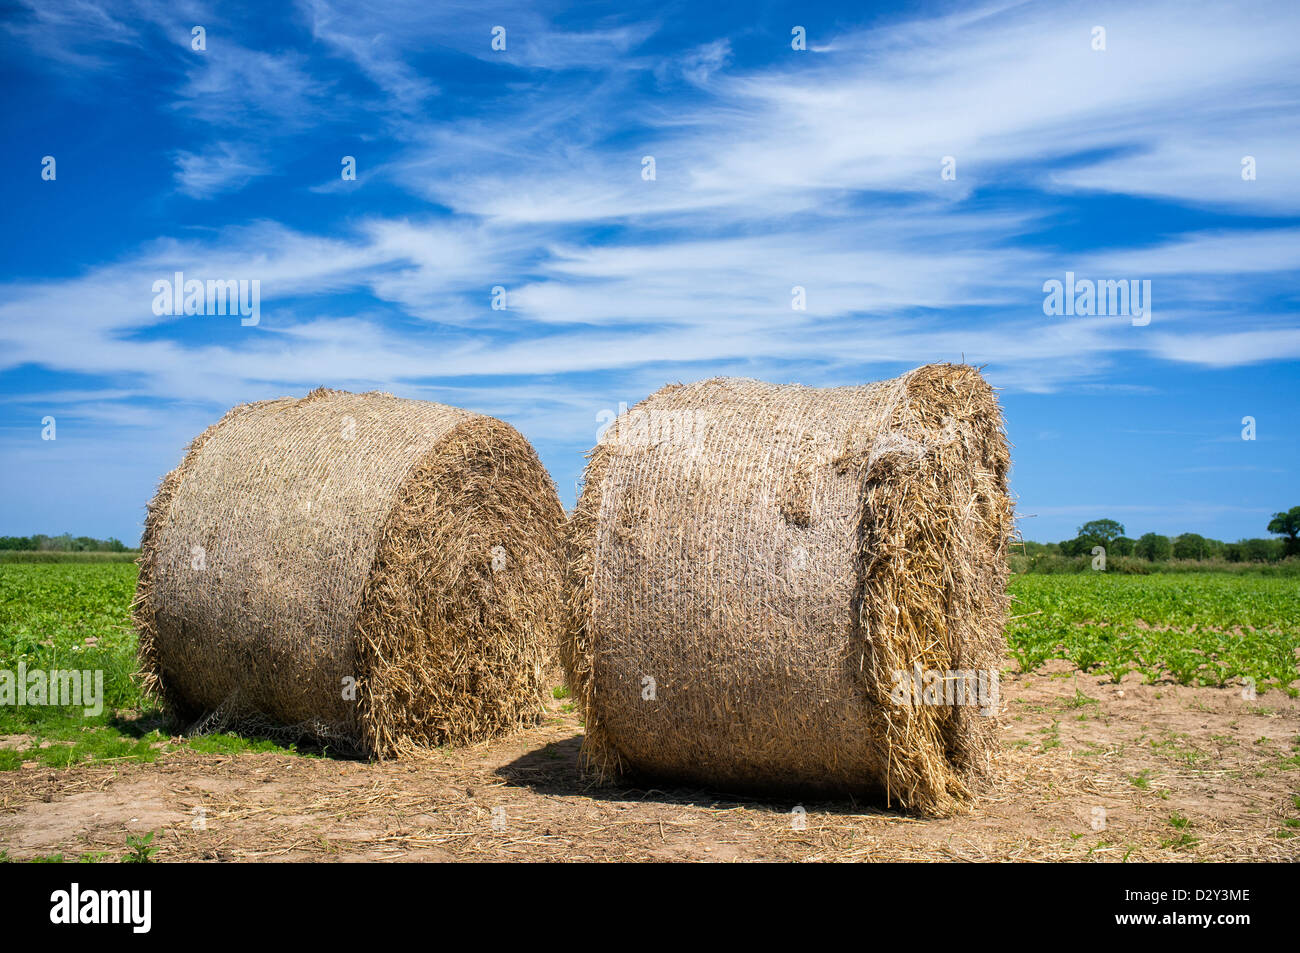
494;732;907;819
136;708;370;761
106;710;172;738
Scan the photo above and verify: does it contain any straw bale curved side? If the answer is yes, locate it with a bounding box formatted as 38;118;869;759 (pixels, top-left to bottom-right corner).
563;364;1011;813
134;389;564;754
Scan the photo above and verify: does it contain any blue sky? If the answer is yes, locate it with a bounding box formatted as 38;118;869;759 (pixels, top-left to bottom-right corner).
1;0;1296;546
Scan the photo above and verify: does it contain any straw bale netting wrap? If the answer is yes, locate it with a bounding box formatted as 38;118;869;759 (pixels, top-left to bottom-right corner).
134;388;564;756
563;364;1013;814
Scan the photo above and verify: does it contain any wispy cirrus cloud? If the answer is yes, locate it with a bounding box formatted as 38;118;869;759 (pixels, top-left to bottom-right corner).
172;141;267;198
5;0;1299;393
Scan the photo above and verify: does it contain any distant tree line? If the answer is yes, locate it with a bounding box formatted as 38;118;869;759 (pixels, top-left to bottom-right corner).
1024;507;1300;563
0;534;132;552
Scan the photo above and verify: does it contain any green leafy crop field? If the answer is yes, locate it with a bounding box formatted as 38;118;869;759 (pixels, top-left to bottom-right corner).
0;564;1296;773
1007;573;1300;693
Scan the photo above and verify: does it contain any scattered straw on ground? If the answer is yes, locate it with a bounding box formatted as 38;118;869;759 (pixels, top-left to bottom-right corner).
3;670;1294;862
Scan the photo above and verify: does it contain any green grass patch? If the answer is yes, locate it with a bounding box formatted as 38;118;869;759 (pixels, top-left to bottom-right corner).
0;563;304;767
1160;812;1200;851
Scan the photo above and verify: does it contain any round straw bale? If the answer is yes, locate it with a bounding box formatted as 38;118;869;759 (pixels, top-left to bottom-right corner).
134;388;564;756
563;364;1012;814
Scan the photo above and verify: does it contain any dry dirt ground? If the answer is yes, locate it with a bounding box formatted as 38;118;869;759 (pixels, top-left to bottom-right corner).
1;666;1297;862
